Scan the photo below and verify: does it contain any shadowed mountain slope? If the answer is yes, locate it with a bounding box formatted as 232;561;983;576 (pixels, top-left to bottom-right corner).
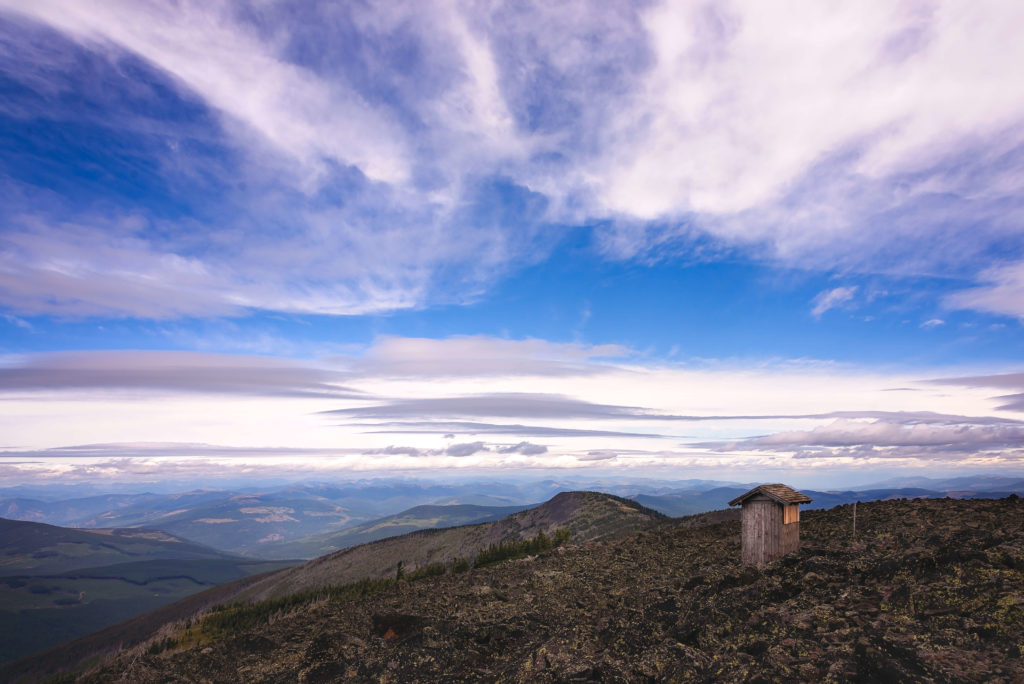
0;518;239;576
0;518;296;665
0;558;295;666
0;569;279;683
34;495;1024;683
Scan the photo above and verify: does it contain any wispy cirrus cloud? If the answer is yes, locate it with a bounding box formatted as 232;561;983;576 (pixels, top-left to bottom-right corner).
1;2;1022;319
2;0;410;185
946;261;1024;321
593;3;1024;276
811;286;858;318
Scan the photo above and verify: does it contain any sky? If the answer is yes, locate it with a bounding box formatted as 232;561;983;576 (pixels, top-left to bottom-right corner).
2;0;1024;490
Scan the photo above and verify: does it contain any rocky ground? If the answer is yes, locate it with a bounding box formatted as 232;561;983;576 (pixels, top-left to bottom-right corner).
67;496;1024;682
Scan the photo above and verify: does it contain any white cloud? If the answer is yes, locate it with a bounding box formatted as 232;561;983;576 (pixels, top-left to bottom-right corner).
1;1;1023;317
0;208;476;318
0;344;1020;478
946;261;1024;320
1;314;31;330
921;318;946;328
811;286;858;318
0;0;410;186
736;417;1024;451
594;1;1024;242
0;217;237;319
700;412;1024;465
348;335;630;378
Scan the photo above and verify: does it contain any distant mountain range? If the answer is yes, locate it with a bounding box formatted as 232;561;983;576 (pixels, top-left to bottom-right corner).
0;480;560;554
256;503;537;560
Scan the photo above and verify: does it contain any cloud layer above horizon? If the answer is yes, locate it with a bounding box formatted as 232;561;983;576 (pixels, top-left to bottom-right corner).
2;338;1022;485
1;1;1023;319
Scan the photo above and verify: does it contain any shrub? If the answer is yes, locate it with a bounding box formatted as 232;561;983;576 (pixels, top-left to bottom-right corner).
474;527;571;568
405;562;445;582
202;577;395;636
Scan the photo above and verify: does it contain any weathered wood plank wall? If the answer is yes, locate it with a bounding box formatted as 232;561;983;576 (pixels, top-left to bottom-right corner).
780;516;800;556
741;497;785;565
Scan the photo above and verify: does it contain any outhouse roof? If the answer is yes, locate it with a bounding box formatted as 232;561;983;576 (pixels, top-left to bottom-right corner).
728;484;812;507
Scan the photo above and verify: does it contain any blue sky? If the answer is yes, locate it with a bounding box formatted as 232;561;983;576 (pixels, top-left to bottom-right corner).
2;1;1024;488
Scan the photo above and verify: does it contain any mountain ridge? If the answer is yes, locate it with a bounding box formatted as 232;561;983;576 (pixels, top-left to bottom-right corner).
237;491;665;602
47;494;1024;683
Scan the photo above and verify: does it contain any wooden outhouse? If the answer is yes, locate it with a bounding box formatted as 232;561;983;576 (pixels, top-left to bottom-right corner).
728;484;812;566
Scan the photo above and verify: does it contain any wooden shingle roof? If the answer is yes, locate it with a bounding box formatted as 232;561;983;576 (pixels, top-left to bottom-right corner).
728;484;812;507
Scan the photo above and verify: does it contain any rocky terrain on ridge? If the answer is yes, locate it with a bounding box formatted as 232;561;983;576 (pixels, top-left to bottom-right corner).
13;494;1023;682
235;491;663;603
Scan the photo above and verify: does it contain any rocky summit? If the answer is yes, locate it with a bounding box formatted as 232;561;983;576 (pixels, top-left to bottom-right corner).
20;496;1024;682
